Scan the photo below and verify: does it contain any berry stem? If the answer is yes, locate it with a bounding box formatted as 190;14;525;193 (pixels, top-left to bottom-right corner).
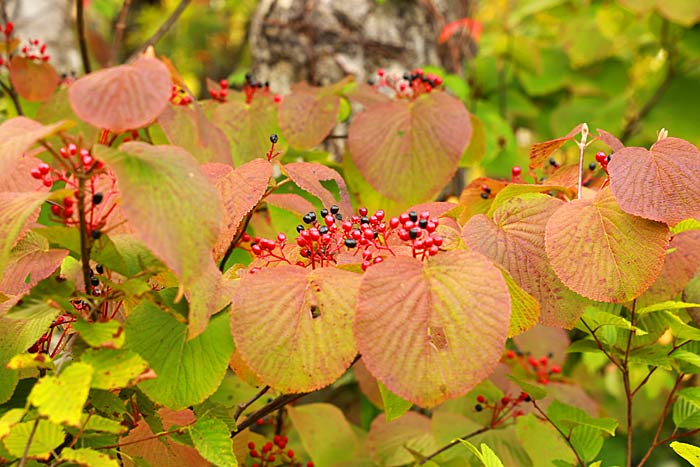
416;426;492;465
531;400;585;467
233;385;270;423
76;176;94;305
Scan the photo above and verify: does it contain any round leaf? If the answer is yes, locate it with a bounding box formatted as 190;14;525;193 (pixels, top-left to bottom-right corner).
462;194;588;327
124;303;233;410
279;82;340;149
3;420;64;460
232;266;359;392
545;188;669;302
9;56;58;102
368;412;438;466
348;92;471;204
68;57;171;132
354;251;511;407
28;362;93;427
608;137;700;225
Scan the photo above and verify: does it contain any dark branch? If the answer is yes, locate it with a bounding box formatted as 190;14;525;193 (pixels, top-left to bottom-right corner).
129;0;191;60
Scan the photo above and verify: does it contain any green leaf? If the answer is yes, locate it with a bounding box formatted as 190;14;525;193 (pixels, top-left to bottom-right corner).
94;142;223;338
0;191;50;280
458;440;506;467
368;411;437;465
506;375;547;400
566;339;602;354
638;301;700;315
671;441;700;467
2;419;64;459
628;346;672;369
28;362;93;427
578;306;647;335
355;251;511;407
6;275;73;320
60;447;121;467
674;388;700;429
516;414;576;467
232;266;359;393
487;185;568;217
347;91;471;205
547;400;617;435
80;348;150;390
377;381;412;422
546;187;669;303
189;416;238;467
0;409;24;438
501;268;539;337
460;114;486;168
672;218;700;235
288;403;360;465
125;302;233;410
81;414;127;434
655;0;700;27
73;319;125;349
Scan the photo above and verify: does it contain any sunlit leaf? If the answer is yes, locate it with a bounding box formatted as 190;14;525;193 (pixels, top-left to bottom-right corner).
288;403;360;465
348;91;471;205
463;194;588;327
674;388;700;429
355;251;510;407
125;302;233;410
81;348;150;390
528;124;582;171
94;142;222;337
609;137;700;225
545;187;669;302
460;114;486;167
73;319;125;349
28;362;93;427
232;266;359;392
671;441;700;466
69;57;171;132
9;57;58;102
455;177;509;225
189;417;238;467
157;104;232;165
501;269;540;337
516;414;576;467
60;448;120;467
378;381;413;422
3;419;64;460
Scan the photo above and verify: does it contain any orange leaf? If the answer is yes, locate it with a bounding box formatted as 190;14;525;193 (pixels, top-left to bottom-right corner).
9;56;58;102
438;18;483;44
529;124;583;171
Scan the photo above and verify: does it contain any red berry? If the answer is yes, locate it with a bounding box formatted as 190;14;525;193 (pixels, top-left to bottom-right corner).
501;396;510;405
4;22;13;35
30;168;42;179
250;450;259;458
550;365;562;374
363;228;374;240
242;233;251;242
362;260;371;271
389;217;399;229
377;68;385;77
375;210;385;221
210;89;219;99
539;356;548;365
63;207;74;218
38;163;50;175
476;394;486;403
373;256;384;264
287;449;294;457
251;244;262;255
51;204;62;216
325;214;335;226
527;356;539;367
42;179;53;187
274;94;282;103
68;143;77;155
307;463;314;467
359;207;368;216
262;442;273;452
277;233;286;243
220;79;228;89
428;245;439;256
512;166;522;176
506;350;515;359
268;455;275;462
432;236;443;247
248;442;255;449
595;151;607;163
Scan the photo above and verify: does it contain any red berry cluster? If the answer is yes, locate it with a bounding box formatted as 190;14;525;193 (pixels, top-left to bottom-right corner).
595;151;611;173
246;437;311;467
242;73;277;104
170;84;192;105
27;313;75;357
505;350;562;385
511;166;522;183
20;38;49;62
210;79;229;102
246;206;444;272
369;68;443;100
474;392;530;427
480;184;492;200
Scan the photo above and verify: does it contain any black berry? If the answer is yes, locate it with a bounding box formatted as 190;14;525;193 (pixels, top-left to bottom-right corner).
481;192;489;199
296;225;305;233
320;208;329;217
408;211;418;222
90;276;100;286
549;157;558;166
335;213;343;220
91;230;102;240
360;216;369;224
270;134;278;144
92;192;103;205
330;205;340;215
319;226;328;235
409;227;420;240
344;238;357;248
475;404;483;412
95;264;104;274
589;162;597;171
418;219;428;229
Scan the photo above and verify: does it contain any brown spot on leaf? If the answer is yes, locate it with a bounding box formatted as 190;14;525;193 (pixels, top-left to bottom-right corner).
428;326;448;351
310;305;321;319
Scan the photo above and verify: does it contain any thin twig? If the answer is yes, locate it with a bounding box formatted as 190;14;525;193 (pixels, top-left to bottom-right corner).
95;428;184;450
0;78;23;115
219;211;254;272
129;0;191;60
623;299;637;467
18;419;40;467
631;340;691;397
580;318;622;371
233;385;270;422
417;426;492;464
532;401;586;467
76;177;93;300
76;0;91;74
110;0;132;65
636;373;685;467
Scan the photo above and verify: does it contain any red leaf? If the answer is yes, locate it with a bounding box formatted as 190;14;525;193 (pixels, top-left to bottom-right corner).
355;252;510;407
609;137;700;225
529;124;583;171
438;18;483;44
69;57;171;133
596;128;624;152
545;188;669;302
348;92;471;205
283;162;353;216
0;232;67;295
9;57;58;102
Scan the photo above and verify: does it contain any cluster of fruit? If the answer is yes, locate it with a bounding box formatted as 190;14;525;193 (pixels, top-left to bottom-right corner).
369;68;444;99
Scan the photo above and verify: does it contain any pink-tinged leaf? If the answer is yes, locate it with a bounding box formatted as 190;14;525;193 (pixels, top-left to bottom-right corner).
265;193;317;217
36;87;100;141
0;117;71;180
348;92;471;205
514;325;570;369
9;56;58;102
0;192;51;281
408;202;457;220
232;266;360;392
596;128;623;151
501;269;540;337
368;412;438;466
529;124;583;171
94;143;222;337
354;360;384;409
120;408;208;467
543;164;581;193
283;162;353;216
157;104;232;165
637;230;700;308
0;155;47;193
462;194;588;327
438;18;483;44
608;137;700;225
0;231;67;295
344;83;392;108
212;94;283;166
69;57;171;133
203;159;272;261
279;81;342;149
456;177;509;224
355;251;510;407
545;187;669;303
